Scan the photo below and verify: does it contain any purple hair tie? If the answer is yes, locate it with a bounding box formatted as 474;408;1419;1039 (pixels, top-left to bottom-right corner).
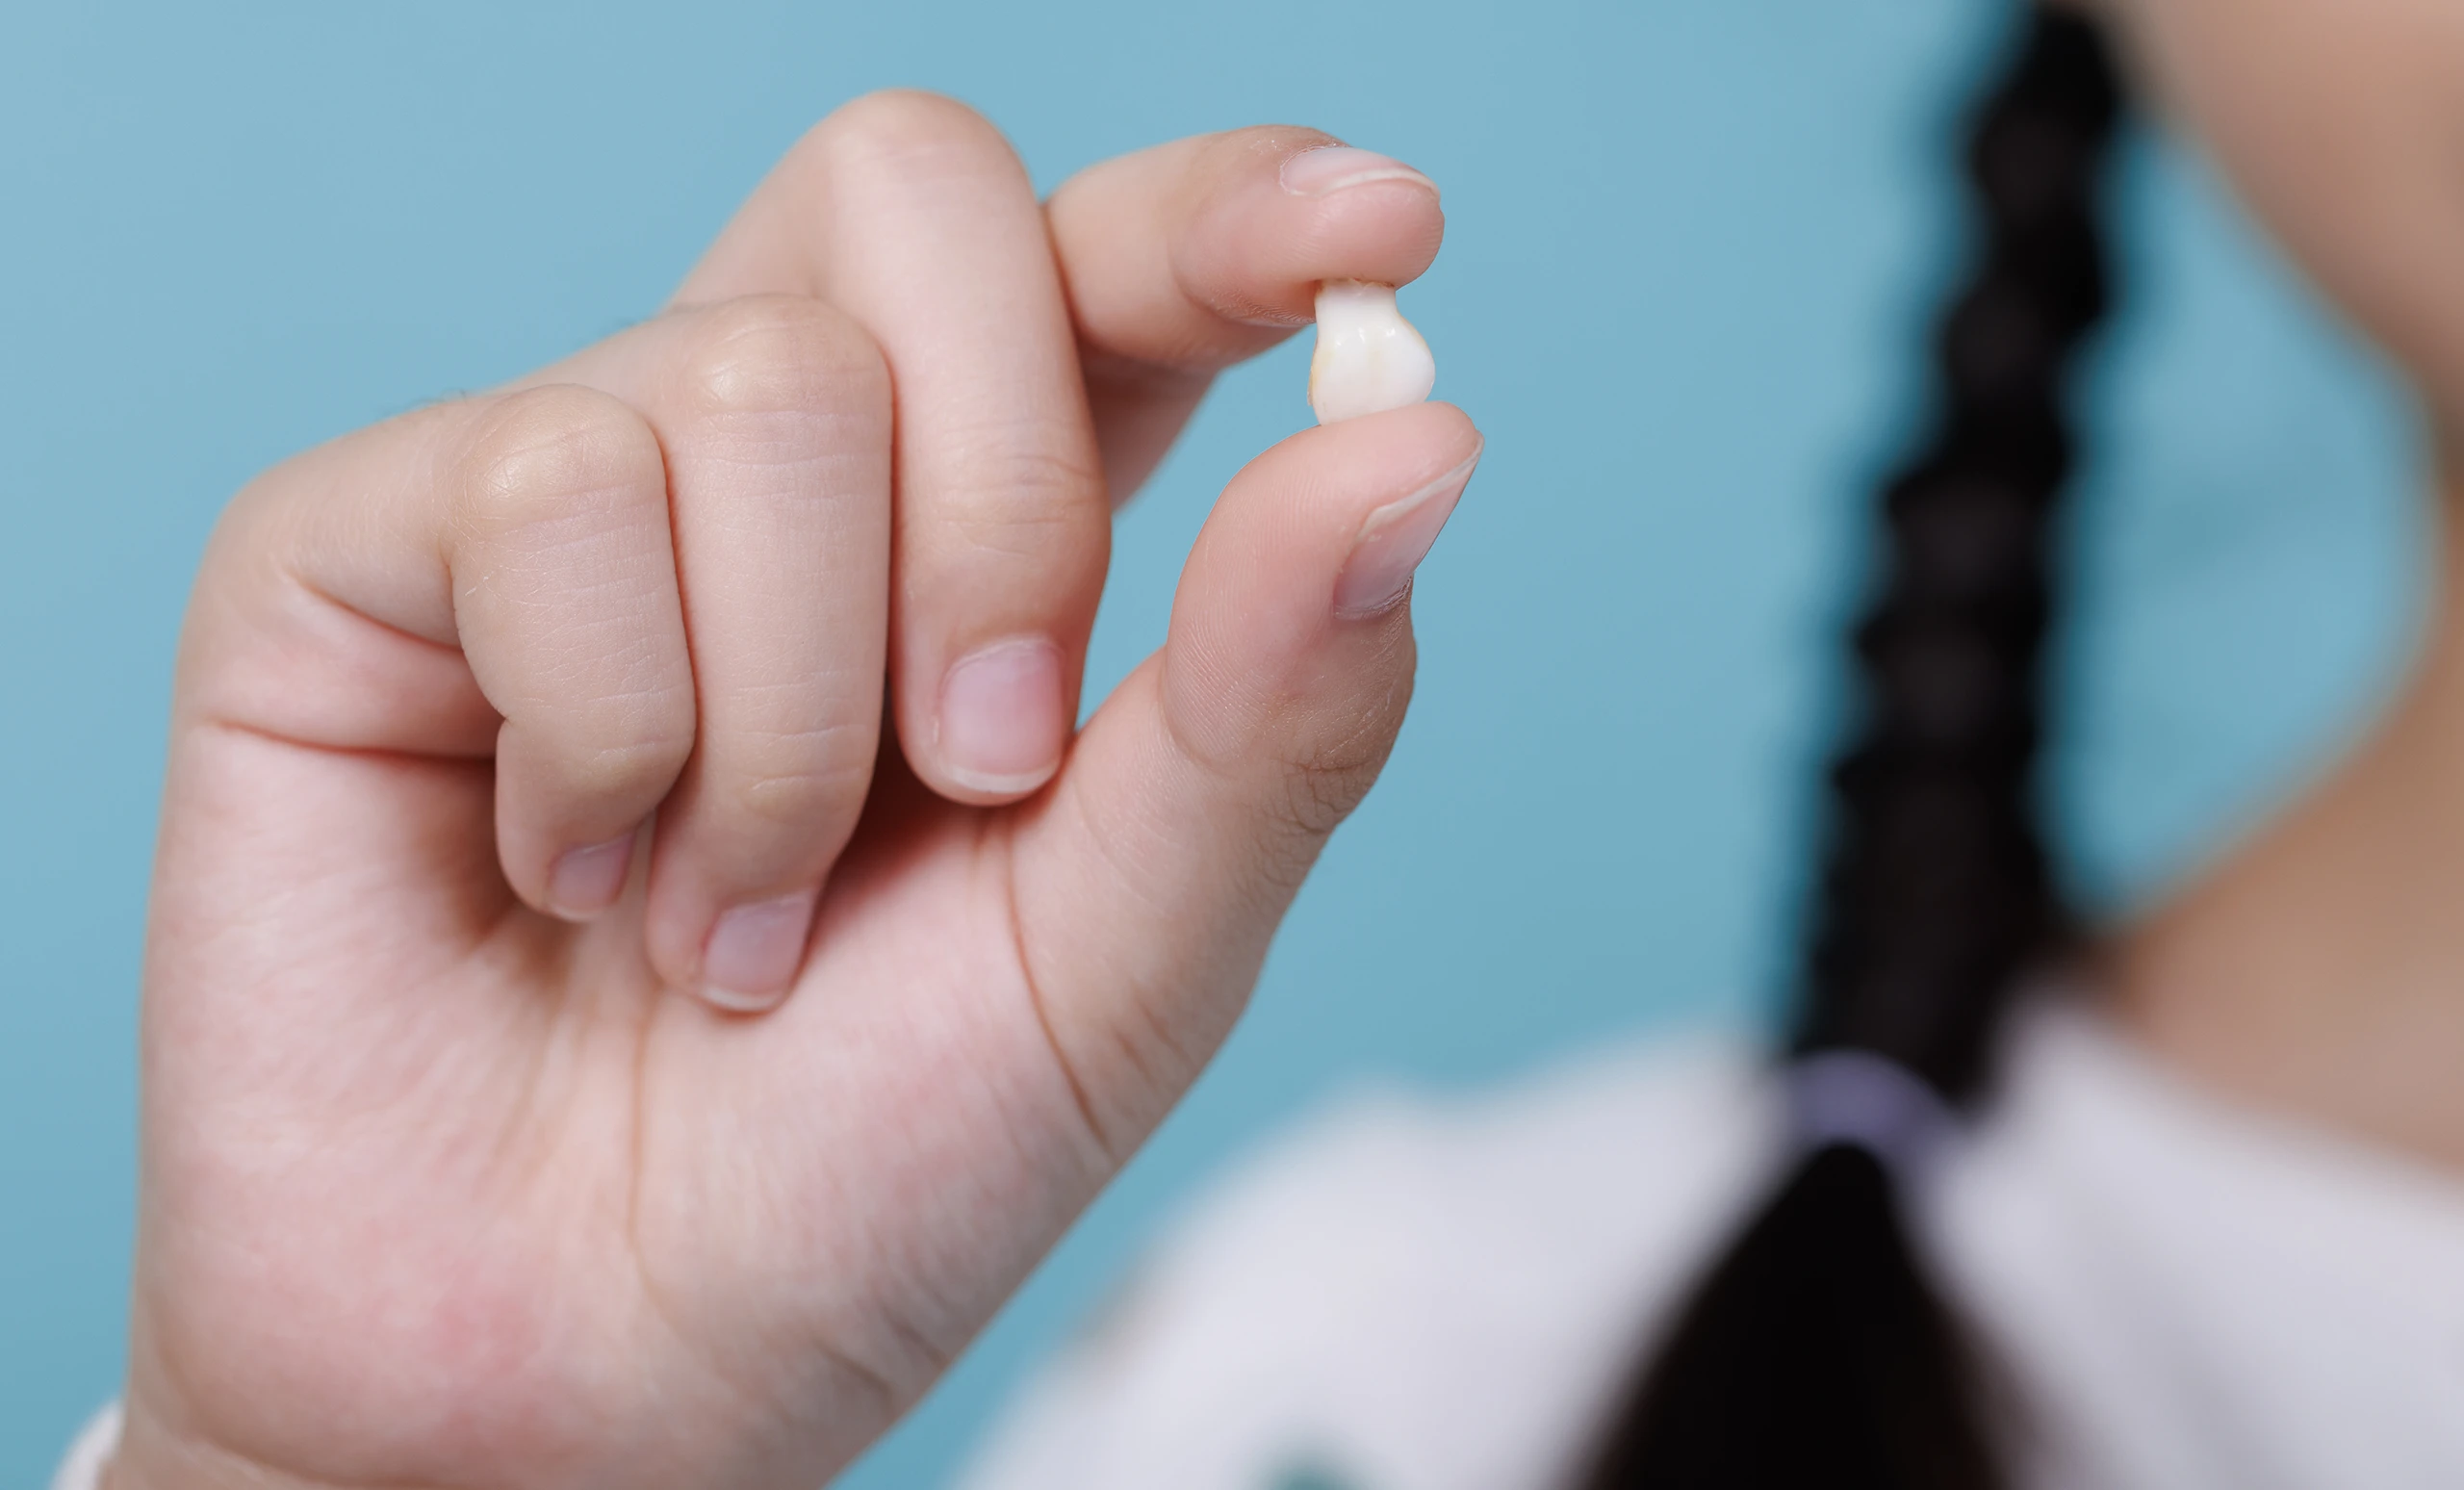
1786;1049;1959;1176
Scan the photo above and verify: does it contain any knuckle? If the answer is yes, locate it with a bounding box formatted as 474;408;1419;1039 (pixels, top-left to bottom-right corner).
1269;746;1384;840
453;385;664;540
1250;669;1415;842
550;714;696;807
1261;773;1348;843
809;89;1017;178
717;725;873;831
923;432;1109;555
675;295;887;420
733;766;865;833
981;440;1109;507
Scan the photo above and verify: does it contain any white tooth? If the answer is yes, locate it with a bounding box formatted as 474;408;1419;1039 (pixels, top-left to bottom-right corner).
1307;279;1437;425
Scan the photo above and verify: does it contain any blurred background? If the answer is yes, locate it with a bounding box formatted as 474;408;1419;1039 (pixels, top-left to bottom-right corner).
0;0;2426;1483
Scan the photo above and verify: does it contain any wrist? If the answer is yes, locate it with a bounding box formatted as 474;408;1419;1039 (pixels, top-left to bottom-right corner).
99;1398;417;1490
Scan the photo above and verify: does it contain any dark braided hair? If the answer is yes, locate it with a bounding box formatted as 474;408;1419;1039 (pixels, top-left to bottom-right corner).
1580;11;2124;1488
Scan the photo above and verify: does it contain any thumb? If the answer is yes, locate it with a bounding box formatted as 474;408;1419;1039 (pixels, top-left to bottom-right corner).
1006;399;1482;1152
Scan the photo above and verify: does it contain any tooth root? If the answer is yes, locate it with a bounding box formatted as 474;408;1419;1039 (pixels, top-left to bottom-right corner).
1307;279;1438;425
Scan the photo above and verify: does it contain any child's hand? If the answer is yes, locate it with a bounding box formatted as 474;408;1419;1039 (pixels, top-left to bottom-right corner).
120;95;1477;1490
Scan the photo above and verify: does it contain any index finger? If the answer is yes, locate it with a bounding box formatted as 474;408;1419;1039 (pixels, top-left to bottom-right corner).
680;116;1448;501
662;108;1449;811
1047;127;1448;500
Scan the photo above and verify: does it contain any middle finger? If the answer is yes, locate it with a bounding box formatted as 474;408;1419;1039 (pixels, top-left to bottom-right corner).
680;90;1108;805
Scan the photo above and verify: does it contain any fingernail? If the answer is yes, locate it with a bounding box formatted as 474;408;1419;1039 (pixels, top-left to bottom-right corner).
1280;145;1435;197
701;890;817;1014
1333;452;1481;619
938;637;1067;795
547;835;633;920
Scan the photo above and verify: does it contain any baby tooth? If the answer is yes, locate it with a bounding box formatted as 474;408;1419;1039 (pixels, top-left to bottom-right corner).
1308;279;1437;425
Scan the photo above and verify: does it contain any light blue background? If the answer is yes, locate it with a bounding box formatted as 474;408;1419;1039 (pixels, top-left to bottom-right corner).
0;1;2425;1484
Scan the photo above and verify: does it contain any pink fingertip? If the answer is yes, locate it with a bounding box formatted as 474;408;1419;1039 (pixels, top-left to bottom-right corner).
547;835;634;920
1279;145;1436;198
1332;451;1480;619
700;890;817;1014
937;637;1067;796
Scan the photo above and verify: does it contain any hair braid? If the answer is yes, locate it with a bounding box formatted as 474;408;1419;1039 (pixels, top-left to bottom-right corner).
1800;8;2120;1094
1580;11;2124;1487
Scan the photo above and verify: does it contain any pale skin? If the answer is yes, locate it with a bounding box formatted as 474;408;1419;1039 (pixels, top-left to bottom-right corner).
2092;0;2464;1175
111;3;2464;1487
119;100;1474;1489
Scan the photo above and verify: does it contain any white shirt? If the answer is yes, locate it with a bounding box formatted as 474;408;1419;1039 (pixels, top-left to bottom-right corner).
955;1002;2464;1490
54;1001;2464;1490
